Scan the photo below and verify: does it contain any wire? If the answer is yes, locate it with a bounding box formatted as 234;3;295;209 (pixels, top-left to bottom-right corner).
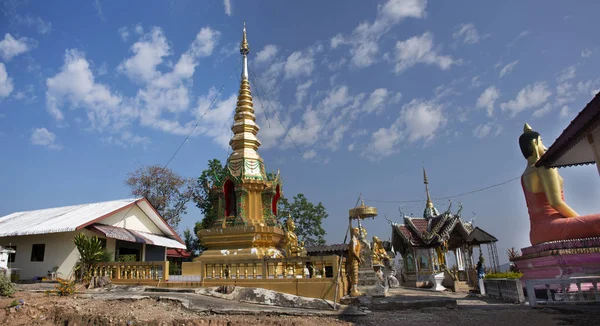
363;173;526;204
252;76;271;128
162;84;226;170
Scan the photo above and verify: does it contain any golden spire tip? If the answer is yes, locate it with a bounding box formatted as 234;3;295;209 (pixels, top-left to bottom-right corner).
523;123;533;133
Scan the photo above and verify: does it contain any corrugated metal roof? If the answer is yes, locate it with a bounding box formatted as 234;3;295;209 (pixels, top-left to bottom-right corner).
89;224;186;249
0;198;139;237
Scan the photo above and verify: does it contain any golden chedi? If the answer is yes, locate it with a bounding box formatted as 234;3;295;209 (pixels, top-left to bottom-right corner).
196;24;286;260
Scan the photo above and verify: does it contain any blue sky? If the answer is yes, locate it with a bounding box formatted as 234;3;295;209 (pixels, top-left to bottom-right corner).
2;0;600;265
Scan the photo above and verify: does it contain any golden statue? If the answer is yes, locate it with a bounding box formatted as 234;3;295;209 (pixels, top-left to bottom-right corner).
284;215;300;257
346;227;364;297
371;236;391;267
520;123;600;245
435;240;448;267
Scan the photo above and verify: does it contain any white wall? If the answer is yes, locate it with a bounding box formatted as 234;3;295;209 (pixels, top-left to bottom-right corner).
100;205;163;234
0;231;80;280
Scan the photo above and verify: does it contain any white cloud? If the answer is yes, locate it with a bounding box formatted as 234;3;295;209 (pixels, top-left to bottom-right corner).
393;32;455;73
473;123;493;138
303;149;317;160
0;63;14;98
284;50;315;79
30;128;61;150
335;0;427;68
223;0;232;16
7;11;52;35
453;23;484;44
348;143;355;151
470;76;483;88
0;33;33;60
401;98;446;142
118;27;171;83
364;88;388;114
102;131;150;149
557;65;576;83
295;80;313;104
581;49;592;58
532;102;552;118
46;49;126;127
560;105;570;118
499;60;518;78
256;44;279;64
118;27;130;41
476;86;500;116
507;30;529;47
500;82;552;117
93;0;105;21
330;33;344;49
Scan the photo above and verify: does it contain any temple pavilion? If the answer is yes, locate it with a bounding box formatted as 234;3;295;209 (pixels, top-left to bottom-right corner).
390;168;499;290
181;25;346;302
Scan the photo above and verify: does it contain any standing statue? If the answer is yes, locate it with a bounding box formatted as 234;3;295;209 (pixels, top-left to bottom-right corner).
346;227;364;297
519;123;600;245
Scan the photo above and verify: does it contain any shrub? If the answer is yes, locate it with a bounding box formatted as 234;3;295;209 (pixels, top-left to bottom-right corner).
484;271;524;279
117;254;137;262
0;274;16;297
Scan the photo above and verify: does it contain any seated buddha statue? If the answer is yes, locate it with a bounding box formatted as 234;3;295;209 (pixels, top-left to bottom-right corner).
284;215;300;257
519;123;600;245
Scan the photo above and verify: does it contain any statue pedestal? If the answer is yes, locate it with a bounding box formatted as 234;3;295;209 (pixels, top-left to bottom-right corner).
511;237;600;291
430;272;446;291
357;267;386;297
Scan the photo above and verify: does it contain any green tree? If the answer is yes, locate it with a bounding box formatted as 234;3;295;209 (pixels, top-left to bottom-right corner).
73;234;111;282
183;223;202;256
126;165;196;229
278;194;328;245
193;159;228;230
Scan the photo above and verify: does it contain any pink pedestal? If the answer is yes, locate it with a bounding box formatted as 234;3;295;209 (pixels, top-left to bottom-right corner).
511;238;600;291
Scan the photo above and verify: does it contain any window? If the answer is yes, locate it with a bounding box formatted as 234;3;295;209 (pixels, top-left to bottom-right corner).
6;246;16;263
31;244;45;262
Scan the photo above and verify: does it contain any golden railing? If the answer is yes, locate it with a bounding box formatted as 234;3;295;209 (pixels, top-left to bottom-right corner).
93;261;169;281
201;256;343;280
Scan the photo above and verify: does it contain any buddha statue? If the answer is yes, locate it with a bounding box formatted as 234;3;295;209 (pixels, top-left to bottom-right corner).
519;123;600;245
284;215;300;257
346;227;364;297
371;236;391;267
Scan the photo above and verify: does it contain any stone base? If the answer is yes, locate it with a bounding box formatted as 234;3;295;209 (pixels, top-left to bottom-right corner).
357;267;386;297
430;272;446;291
512;238;600;280
511;238;600;291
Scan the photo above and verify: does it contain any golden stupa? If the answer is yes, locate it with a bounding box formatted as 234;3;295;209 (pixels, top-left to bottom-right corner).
195;23;287;261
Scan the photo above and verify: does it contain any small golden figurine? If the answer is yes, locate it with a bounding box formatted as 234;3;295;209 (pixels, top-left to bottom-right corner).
284;215;300;257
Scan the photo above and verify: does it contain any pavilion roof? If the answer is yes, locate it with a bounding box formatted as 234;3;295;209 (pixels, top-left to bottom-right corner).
465;226;498;244
536;92;600;168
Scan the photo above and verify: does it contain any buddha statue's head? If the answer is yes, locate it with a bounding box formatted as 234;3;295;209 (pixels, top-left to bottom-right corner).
373;236;380;244
351;227;360;237
286;215;295;231
519;123;547;162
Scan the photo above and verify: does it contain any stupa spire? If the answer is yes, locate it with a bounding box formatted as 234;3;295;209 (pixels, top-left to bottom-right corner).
228;23;261;162
423;166;433;209
422;166;439;219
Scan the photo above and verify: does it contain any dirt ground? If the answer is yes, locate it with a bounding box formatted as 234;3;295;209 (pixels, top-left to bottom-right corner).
2;291;599;326
1;292;350;326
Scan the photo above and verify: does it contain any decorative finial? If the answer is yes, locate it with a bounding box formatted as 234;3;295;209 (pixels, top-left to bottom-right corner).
423;166;429;185
523;123;533;133
423;166;433;209
240;22;249;55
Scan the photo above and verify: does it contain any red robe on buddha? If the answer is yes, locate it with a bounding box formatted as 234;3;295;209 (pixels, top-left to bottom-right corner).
522;177;600;245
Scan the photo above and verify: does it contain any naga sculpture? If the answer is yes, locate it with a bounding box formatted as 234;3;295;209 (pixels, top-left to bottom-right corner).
520;123;600;245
